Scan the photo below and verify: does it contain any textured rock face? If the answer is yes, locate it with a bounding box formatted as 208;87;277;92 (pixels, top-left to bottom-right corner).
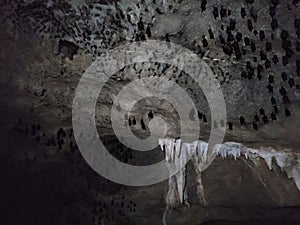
0;0;300;225
1;0;300;129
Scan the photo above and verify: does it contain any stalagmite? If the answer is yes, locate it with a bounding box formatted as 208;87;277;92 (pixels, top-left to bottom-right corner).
165;175;179;208
194;163;207;206
159;138;300;208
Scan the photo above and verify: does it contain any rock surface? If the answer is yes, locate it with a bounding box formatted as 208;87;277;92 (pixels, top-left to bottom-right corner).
0;0;299;225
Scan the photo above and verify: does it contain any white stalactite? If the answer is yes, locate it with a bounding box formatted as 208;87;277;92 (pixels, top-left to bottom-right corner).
158;138;300;208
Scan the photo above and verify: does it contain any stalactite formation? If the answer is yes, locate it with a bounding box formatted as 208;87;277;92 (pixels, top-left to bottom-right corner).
159;138;300;208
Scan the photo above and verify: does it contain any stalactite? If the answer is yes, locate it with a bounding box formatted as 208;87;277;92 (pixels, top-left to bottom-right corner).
159;138;300;209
